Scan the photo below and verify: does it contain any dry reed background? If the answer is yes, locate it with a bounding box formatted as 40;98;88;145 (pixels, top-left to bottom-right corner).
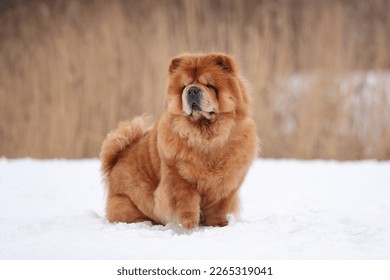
0;0;390;159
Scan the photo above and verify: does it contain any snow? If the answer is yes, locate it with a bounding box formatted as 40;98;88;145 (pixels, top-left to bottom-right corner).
0;158;389;259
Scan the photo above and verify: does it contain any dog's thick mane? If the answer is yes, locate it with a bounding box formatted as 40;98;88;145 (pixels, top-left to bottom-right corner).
169;113;235;150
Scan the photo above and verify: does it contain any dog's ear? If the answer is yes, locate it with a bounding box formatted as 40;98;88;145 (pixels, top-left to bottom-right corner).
213;54;237;74
168;57;182;74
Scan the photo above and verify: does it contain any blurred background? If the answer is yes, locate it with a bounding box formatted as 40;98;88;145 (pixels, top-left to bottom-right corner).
0;0;389;160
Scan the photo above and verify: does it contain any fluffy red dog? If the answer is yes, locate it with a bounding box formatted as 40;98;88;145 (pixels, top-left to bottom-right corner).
100;53;258;229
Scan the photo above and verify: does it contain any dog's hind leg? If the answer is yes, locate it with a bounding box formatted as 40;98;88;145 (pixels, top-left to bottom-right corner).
106;194;149;223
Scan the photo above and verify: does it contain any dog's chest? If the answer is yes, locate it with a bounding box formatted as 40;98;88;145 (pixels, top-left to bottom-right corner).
177;157;226;186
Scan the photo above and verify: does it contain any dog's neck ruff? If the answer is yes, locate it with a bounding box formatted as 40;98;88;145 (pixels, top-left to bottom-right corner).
170;114;235;152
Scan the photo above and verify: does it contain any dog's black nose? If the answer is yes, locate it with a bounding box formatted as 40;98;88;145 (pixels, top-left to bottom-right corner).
187;87;201;111
187;86;200;97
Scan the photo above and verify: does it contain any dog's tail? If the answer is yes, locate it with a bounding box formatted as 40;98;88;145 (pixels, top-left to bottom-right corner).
100;116;151;176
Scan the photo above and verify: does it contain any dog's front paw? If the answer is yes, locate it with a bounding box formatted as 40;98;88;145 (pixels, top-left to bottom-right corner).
204;217;228;227
179;211;199;230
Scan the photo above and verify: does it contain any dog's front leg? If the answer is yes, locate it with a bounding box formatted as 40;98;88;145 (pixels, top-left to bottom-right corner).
202;190;239;227
154;161;200;230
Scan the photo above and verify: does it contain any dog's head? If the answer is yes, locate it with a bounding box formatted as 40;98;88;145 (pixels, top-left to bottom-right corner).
165;53;250;122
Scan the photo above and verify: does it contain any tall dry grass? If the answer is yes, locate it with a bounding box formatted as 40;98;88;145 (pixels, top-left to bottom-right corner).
0;0;389;159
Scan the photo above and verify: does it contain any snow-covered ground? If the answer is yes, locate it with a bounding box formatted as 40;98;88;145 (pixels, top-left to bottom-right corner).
0;158;389;259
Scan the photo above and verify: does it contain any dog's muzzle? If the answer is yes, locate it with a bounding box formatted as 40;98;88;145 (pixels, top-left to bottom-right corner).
186;86;202;111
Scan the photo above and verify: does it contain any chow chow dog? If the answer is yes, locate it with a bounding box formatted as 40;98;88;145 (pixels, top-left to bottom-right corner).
100;53;258;229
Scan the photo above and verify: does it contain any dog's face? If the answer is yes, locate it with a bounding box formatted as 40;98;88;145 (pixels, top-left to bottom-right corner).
166;53;249;122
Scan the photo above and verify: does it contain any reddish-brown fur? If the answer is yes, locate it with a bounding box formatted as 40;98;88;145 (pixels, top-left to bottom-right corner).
100;53;258;229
